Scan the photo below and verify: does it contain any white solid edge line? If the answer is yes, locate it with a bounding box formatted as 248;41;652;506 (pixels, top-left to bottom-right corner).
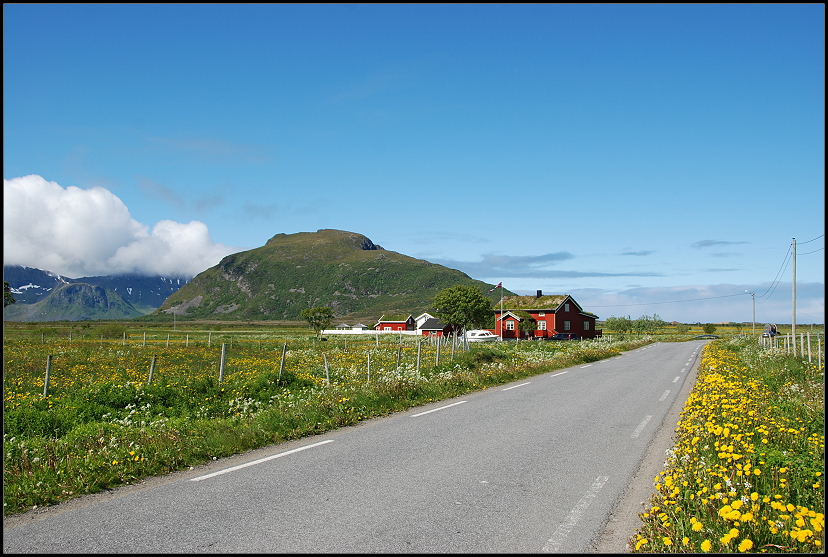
410;400;467;417
190;439;334;482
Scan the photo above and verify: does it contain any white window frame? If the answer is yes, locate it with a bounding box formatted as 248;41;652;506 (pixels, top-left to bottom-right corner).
383;326;392;331
564;303;570;312
537;320;546;330
505;321;515;331
564;320;571;331
584;321;590;330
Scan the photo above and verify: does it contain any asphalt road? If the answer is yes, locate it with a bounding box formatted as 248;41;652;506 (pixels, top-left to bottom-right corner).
4;340;705;553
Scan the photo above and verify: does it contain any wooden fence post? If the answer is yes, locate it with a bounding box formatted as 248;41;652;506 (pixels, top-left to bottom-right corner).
323;353;330;385
148;355;156;385
219;343;226;383
43;355;52;397
278;342;287;382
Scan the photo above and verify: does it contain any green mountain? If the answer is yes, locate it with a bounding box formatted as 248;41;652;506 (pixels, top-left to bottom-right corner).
3;282;143;322
150;229;510;323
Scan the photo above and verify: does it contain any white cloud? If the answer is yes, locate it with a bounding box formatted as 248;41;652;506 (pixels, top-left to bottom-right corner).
3;175;242;278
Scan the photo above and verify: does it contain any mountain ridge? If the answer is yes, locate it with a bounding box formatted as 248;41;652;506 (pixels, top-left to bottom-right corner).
152;229;507;323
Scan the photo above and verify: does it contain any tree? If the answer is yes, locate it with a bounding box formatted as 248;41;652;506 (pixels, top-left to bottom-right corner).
702;323;717;334
605;315;632;333
632;313;666;335
301;307;334;338
4;281;16;307
433;285;493;337
517;311;537;338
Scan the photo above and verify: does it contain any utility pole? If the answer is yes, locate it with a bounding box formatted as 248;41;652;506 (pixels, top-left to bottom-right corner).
745;290;755;336
792;238;796;357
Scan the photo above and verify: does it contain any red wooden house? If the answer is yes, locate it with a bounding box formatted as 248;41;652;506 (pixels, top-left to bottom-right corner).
415;312;453;337
374;314;416;332
494;291;601;339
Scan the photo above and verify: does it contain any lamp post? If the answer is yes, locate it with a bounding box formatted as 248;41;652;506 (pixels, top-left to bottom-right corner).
745;290;755;336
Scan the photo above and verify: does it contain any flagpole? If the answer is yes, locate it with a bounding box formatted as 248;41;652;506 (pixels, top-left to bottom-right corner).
500;283;503;338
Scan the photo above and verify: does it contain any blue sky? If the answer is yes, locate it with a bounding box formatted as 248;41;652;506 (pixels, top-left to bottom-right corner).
4;4;824;324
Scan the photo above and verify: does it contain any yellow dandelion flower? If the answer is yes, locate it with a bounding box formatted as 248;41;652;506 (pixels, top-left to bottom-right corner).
663;537;673;546
738;539;753;552
700;540;712;552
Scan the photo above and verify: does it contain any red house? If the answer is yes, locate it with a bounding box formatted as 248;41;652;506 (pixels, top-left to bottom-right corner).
415;312;453;337
494;292;601;339
374;314;415;332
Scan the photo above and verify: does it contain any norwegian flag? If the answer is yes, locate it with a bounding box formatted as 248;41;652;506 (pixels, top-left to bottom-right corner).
488;282;502;293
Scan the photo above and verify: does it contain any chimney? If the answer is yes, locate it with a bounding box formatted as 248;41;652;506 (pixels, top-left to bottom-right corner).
536;290;542;298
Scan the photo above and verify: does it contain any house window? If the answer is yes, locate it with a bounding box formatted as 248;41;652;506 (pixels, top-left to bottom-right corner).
584;321;590;330
564;303;570;312
564;320;571;331
538;312;545;317
505;321;515;331
384;326;392;331
537;320;546;330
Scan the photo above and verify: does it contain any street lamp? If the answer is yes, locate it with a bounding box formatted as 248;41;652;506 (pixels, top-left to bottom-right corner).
745;290;755;336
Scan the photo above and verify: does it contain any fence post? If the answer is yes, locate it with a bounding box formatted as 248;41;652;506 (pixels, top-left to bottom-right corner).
436;336;441;366
278;342;287;382
416;339;421;374
143;332;146;347
123;331;126;346
807;332;812;363
219;343;226;383
323;353;330;385
208;332;212;347
43;355;52;397
167;334;170;348
367;352;371;385
397;346;402;371
148;355;156;385
186;334;189;347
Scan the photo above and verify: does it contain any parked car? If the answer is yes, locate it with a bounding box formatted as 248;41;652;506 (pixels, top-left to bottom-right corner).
546;333;580;341
462;330;499;342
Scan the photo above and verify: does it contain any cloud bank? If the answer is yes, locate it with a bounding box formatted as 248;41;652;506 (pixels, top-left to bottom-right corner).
3;175;243;278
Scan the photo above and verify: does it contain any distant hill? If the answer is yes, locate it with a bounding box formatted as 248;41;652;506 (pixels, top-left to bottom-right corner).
3;282;143;322
149;229;510;323
3;265;189;322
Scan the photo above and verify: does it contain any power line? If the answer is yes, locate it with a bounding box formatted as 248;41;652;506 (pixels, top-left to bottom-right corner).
756;244;791;303
799;247;824;255
588;292;749;309
799;234;824;244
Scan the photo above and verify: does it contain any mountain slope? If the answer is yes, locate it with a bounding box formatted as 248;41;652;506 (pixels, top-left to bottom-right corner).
152;229;508;322
4;265;189;321
3;282;143;321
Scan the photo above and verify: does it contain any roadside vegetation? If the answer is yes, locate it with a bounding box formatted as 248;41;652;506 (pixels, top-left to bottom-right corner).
631;337;824;553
